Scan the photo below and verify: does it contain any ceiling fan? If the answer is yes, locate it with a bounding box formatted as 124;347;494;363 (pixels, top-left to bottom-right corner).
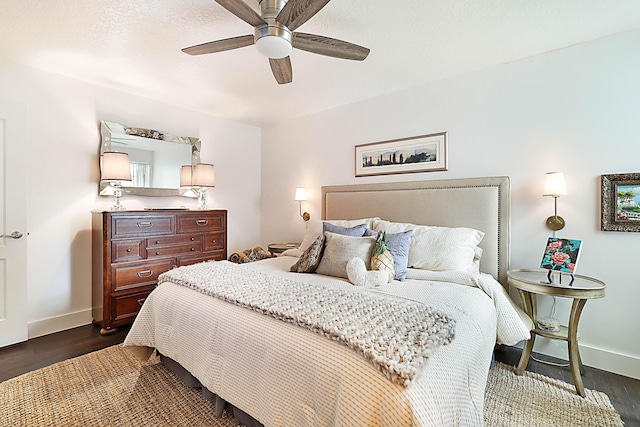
181;0;370;84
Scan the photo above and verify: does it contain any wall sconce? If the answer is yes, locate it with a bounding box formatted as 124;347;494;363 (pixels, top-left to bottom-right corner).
294;187;310;221
101;152;131;211
543;172;567;231
181;163;215;209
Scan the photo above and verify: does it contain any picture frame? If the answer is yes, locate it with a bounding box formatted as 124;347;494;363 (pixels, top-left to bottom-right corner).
355;132;447;177
601;172;640;232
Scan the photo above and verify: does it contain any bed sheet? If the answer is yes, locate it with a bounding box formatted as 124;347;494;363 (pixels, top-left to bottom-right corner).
124;256;508;426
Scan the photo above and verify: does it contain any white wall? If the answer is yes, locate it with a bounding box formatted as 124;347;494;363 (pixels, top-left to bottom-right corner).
261;29;640;379
0;60;262;338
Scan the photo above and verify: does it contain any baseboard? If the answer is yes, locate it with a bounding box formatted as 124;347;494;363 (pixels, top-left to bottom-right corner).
532;339;640;380
27;309;93;339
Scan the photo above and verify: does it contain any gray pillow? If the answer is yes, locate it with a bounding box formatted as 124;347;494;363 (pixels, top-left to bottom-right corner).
362;229;414;281
323;222;367;237
290;236;324;273
315;232;376;279
386;229;414;281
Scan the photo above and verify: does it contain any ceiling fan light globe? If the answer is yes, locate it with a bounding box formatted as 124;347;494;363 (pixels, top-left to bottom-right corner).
255;35;292;59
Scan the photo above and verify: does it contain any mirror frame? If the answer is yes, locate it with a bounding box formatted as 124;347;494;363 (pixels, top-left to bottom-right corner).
99;120;201;197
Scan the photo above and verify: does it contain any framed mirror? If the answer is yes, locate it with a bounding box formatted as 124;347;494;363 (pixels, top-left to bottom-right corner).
99;121;201;197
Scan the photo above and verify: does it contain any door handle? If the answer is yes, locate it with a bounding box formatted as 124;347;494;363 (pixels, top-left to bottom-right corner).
1;231;23;239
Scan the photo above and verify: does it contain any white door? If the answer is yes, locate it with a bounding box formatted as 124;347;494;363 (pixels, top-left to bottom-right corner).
0;99;27;347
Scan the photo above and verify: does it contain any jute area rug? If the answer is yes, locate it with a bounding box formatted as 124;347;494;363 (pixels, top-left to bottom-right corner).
1;345;623;427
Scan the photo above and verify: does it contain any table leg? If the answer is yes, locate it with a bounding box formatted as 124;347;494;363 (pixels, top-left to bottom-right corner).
516;290;536;375
568;298;587;397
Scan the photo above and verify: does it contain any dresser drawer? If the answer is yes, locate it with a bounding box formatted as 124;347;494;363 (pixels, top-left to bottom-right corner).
147;234;201;248
147;243;202;258
111;239;145;263
177;213;225;234
111;215;174;238
203;232;225;251
111;260;174;292
111;288;154;325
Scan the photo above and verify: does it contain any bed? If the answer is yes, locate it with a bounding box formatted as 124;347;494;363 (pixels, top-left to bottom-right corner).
123;176;532;426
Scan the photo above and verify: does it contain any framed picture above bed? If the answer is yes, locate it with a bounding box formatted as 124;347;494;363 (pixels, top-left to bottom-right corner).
355;132;448;177
601;172;640;232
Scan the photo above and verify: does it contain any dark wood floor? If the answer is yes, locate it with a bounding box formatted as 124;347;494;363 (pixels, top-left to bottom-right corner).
1;325;638;426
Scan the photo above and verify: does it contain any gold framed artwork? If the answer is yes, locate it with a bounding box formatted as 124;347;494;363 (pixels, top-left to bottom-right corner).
601;172;640;232
355;132;448;177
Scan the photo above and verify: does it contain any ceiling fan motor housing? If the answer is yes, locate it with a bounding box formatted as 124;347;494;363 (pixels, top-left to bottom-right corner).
255;0;292;58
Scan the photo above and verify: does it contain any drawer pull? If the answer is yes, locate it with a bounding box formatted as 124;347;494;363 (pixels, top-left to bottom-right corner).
190;247;195;251
156;251;161;255
137;298;146;306
190;237;195;241
137;222;153;228
137;270;153;278
211;239;216;243
155;240;160;244
126;248;131;252
196;219;209;226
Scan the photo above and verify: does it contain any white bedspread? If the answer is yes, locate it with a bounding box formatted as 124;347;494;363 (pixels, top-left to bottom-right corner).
124;256;531;427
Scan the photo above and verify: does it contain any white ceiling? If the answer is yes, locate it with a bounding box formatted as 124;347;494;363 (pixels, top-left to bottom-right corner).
2;1;640;127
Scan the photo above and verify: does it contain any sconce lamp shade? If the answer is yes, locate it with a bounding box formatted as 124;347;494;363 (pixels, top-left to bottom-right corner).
294;187;307;201
192;163;215;187
101;152;131;181
543;172;567;197
543;172;567;232
180;165;193;187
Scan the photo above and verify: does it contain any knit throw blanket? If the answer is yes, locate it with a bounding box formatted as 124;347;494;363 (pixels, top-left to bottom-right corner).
158;261;456;387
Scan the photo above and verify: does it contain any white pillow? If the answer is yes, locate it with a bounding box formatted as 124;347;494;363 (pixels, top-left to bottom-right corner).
373;219;484;273
315;232;376;279
298;218;378;251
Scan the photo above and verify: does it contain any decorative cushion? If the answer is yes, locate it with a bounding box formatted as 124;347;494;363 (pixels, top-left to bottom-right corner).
386;229;414;281
363;228;414;281
315;232;376;279
322;222;368;237
298;218;377;251
374;220;484;273
290;235;325;273
346;257;388;288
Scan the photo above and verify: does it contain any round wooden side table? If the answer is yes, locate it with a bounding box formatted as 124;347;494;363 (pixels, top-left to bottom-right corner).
507;268;606;397
267;242;300;255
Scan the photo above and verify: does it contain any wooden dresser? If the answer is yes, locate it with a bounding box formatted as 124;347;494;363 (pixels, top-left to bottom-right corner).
92;209;227;335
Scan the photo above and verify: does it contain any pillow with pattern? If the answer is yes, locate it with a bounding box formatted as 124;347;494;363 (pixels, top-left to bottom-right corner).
315;232;376;279
290;235;325;273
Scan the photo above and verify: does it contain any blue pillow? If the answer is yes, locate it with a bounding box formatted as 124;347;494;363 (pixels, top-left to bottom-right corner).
363;228;378;237
323;222;367;237
384;229;415;281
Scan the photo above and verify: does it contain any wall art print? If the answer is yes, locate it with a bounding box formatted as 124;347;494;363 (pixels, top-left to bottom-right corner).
355;132;447;177
601;172;640;232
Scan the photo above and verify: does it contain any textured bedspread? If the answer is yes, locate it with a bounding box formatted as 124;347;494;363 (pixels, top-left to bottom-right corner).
158;261;456;387
124;256;531;427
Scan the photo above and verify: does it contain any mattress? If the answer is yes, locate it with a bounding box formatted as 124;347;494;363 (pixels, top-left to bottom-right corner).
124;256;530;426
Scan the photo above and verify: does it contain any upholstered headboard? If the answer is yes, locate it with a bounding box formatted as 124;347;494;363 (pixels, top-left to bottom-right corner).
321;176;511;287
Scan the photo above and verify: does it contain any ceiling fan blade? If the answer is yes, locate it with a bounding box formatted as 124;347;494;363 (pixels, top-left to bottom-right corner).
276;0;331;31
182;35;254;55
293;33;370;61
269;57;293;84
214;0;265;27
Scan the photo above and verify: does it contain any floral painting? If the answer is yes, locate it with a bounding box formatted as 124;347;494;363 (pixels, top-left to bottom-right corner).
540;237;582;274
